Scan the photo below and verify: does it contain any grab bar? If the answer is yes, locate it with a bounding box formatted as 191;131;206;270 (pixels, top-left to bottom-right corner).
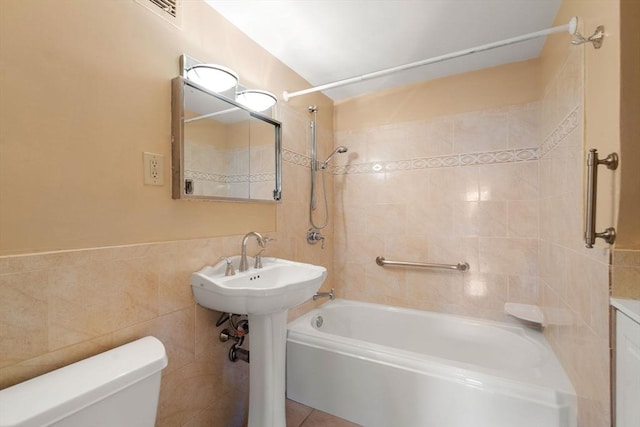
376;256;469;272
584;149;617;248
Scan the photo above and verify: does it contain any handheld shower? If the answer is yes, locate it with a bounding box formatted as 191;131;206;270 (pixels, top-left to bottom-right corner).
321;146;348;169
308;106;349;232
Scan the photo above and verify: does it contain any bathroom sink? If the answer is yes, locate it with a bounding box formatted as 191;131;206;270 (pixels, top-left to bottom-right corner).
191;257;327;315
192;255;327;427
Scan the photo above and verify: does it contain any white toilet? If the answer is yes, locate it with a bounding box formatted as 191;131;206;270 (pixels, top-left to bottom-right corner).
0;336;167;427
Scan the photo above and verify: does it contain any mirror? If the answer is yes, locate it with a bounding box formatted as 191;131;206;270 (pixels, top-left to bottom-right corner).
171;77;282;202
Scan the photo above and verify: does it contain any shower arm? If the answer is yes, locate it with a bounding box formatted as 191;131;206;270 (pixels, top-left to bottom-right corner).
320;147;348;169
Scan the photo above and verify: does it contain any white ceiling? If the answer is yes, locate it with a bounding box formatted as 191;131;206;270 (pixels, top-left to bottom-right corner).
205;0;562;101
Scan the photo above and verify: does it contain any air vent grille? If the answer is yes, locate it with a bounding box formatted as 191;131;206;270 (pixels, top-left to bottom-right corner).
148;0;177;18
135;0;181;28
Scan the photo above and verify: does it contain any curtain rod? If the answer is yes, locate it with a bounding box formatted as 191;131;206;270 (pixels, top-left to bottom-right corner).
283;17;579;101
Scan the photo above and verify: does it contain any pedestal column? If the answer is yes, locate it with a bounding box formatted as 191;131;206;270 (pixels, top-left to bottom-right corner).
247;310;288;427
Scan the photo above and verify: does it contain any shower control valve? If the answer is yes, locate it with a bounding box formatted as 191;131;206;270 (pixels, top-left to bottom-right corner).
306;228;325;249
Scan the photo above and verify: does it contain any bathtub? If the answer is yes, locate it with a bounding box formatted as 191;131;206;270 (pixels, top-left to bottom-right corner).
286;299;576;427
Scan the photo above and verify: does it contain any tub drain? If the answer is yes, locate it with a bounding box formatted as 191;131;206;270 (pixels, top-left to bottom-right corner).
313;315;323;328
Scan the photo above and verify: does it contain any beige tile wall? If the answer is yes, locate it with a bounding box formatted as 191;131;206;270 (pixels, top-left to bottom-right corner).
0;238;244;425
0;103;334;427
538;46;612;426
333;102;541;322
612;249;640;299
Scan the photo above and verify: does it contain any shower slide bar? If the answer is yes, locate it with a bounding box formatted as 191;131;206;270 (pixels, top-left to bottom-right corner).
376;256;469;272
584;149;618;248
284;16;603;101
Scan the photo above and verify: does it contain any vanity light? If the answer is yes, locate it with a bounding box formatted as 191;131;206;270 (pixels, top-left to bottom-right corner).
236;89;277;112
185;64;239;93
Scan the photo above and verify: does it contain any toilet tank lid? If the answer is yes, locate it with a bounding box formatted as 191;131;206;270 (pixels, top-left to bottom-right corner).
0;336;168;427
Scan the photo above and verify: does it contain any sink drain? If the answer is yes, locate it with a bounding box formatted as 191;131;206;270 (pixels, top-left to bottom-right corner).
313;315;323;328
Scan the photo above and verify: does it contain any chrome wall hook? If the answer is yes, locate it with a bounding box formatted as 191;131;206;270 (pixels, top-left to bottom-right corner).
571;19;605;49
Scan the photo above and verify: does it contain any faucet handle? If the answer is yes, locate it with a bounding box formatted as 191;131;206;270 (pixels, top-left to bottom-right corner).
263;237;276;244
254;249;265;269
306;229;325;249
220;257;236;276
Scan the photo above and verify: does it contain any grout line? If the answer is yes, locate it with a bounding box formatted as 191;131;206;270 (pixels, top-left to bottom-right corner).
298;408;315;427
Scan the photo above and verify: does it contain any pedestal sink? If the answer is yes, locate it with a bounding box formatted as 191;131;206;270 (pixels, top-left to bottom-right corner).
191;257;327;427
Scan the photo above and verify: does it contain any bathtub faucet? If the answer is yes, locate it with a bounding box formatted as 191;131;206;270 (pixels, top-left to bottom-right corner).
313;288;335;301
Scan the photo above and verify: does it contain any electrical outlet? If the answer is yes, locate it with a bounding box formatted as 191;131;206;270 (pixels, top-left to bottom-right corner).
143;152;164;186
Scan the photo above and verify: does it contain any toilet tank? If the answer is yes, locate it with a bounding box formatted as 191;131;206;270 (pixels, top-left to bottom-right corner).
0;336;168;427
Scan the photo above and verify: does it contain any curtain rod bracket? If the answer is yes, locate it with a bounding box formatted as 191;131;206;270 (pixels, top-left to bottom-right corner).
571;25;605;49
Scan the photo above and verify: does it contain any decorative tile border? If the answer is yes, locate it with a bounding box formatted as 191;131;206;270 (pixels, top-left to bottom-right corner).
282;149;312;168
283;147;538;175
337;148;538;174
184;170;274;183
249;172;276;183
283;100;582;175
540;105;581;158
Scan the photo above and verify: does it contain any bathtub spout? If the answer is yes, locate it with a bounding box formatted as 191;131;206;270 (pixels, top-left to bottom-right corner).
313;288;335;301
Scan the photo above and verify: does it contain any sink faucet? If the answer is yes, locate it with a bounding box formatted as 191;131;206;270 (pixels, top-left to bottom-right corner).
239;232;266;272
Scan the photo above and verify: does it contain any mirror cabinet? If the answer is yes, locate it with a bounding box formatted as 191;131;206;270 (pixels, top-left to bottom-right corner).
171;77;282;202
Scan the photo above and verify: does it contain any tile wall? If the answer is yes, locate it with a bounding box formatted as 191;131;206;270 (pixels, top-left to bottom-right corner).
537;46;611;426
612;249;640;299
0;237;251;426
332;101;541;322
0;103;334;427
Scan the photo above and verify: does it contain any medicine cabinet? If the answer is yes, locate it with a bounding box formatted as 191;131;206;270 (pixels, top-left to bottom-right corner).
171;77;282;202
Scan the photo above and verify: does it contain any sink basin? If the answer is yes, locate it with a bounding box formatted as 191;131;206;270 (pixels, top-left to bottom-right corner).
191;256;327;315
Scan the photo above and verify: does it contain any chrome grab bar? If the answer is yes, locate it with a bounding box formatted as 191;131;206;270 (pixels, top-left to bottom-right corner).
584;149;618;248
376;256;469;272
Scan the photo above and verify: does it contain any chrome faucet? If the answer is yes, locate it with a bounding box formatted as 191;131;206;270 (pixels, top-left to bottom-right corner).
313;288;335;301
239;232;266;272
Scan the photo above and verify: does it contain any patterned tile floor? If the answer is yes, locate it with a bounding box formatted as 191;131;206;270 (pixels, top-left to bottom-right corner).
286;399;361;427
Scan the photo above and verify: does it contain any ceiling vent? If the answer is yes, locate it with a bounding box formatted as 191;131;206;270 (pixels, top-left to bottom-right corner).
135;0;182;28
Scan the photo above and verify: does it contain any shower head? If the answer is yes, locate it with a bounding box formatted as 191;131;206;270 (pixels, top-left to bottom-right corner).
321;146;348;168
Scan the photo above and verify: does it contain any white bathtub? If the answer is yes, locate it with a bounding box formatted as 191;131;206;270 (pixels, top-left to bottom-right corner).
286;299;576;427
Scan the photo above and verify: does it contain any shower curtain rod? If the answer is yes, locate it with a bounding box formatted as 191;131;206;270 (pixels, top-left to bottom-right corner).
283;17;577;101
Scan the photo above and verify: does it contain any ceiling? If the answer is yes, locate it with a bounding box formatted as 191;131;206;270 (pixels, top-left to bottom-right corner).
205;0;562;102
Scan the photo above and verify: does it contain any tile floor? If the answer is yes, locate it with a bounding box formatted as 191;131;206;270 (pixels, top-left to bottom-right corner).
286;399;361;427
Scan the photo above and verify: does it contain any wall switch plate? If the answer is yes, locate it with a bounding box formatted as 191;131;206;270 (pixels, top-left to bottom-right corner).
143;152;164;186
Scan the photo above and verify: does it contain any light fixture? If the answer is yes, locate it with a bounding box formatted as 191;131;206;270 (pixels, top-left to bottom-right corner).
185;64;238;93
235;89;277;112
